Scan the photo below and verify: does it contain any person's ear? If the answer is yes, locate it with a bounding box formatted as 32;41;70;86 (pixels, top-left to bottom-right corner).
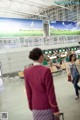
40;55;43;61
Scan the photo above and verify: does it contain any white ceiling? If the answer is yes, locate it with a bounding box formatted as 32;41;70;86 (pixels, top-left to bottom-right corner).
0;0;54;18
0;0;77;19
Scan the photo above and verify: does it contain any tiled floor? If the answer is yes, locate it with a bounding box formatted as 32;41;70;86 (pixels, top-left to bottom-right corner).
0;72;80;120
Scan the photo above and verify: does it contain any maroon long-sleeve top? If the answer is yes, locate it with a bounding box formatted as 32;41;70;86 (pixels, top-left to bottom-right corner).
24;65;59;113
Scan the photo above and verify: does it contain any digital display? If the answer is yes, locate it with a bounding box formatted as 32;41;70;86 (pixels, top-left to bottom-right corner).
0;18;43;37
49;50;52;54
45;51;48;54
59;49;62;52
71;48;74;51
50;21;80;35
74;48;76;50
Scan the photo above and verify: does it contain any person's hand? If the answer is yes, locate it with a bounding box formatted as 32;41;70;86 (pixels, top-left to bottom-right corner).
54;112;60;120
68;73;71;76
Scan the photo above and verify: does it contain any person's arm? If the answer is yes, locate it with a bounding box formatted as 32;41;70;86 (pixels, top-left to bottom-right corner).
66;63;71;76
44;68;59;113
24;70;32;110
76;62;80;74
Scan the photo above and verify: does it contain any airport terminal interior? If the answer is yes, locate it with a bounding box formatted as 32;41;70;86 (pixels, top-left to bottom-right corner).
0;0;80;120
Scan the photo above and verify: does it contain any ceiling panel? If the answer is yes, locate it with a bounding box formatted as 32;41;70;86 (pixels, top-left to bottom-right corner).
9;1;21;11
0;0;79;20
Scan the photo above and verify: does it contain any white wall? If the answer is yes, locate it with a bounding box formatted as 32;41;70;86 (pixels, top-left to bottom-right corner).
0;48;33;74
0;43;79;74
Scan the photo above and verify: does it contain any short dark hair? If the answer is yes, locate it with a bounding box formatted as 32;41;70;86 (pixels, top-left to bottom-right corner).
29;48;43;60
69;54;76;61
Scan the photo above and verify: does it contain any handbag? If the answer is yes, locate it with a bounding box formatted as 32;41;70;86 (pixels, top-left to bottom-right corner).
68;75;72;82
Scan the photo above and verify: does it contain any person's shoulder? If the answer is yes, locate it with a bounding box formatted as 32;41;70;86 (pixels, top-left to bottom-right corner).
68;62;72;65
24;68;28;74
65;62;72;68
24;68;27;72
40;65;50;72
65;62;70;66
24;66;33;73
75;61;80;67
75;60;79;64
40;64;48;68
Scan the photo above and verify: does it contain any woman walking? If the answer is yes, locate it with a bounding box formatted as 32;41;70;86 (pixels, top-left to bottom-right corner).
24;48;60;120
67;54;80;100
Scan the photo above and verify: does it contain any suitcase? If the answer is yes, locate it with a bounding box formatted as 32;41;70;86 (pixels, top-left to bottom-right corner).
53;113;64;120
60;113;64;120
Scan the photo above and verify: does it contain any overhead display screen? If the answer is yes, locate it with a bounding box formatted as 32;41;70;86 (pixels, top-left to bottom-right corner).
50;21;80;35
0;17;43;37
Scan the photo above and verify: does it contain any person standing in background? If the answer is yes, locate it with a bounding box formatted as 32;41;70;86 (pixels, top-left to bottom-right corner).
24;48;60;120
66;54;80;100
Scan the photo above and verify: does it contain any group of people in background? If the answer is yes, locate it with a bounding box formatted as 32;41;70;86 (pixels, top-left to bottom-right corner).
24;47;80;120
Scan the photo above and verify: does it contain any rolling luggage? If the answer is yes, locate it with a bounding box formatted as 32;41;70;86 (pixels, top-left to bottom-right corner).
60;113;64;120
54;113;64;120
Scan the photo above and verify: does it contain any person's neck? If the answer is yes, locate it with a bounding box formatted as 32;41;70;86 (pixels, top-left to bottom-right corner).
36;59;42;63
33;61;41;65
71;61;75;64
36;61;40;63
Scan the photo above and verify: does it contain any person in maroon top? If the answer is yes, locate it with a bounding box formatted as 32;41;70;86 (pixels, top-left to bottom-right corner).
24;48;60;120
